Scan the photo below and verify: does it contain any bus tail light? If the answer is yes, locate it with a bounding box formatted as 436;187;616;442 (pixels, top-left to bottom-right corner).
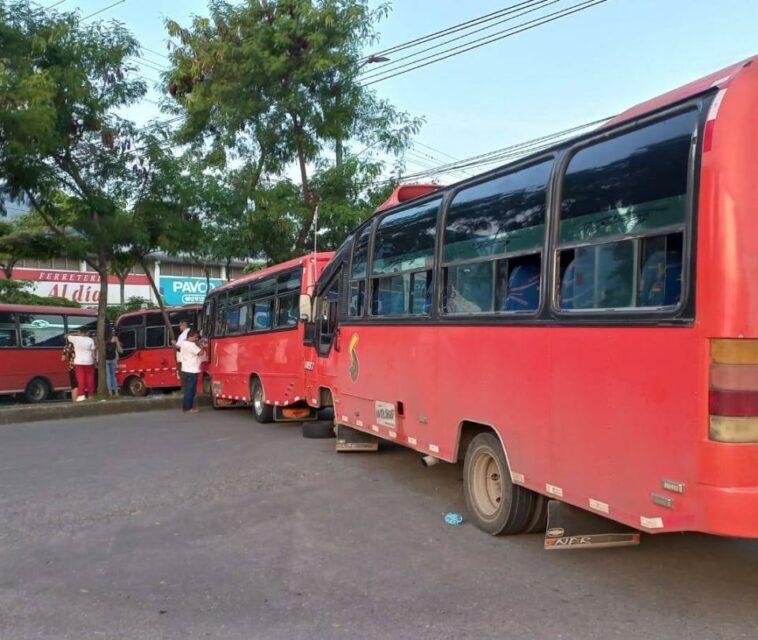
282;407;312;419
710;339;758;442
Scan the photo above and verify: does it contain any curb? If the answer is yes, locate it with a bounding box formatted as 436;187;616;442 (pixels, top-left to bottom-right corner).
0;394;212;426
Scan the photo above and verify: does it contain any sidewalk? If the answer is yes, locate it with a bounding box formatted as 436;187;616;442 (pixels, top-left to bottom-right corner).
0;394;211;426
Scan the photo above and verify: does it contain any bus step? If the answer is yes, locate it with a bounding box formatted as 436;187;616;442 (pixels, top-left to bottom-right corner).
544;500;641;550
335;423;379;452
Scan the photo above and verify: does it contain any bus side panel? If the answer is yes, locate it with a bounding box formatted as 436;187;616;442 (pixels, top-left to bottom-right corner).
0;349;70;394
209;327;307;405
117;348;180;390
332;325;440;452
548;327;704;532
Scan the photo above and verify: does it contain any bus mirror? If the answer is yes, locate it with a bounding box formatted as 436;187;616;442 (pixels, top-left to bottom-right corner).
299;294;313;322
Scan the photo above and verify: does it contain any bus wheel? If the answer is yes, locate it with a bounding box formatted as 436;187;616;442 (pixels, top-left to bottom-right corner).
126;376;148;397
463;433;534;535
251;378;273;423
523;493;549;534
25;377;50;404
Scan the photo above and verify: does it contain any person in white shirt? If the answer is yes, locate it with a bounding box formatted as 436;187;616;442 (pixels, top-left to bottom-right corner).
67;329;96;400
179;329;206;413
174;320;190;382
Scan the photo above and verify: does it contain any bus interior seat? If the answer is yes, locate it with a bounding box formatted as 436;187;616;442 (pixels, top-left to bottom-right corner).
640;250;682;306
503;263;540;311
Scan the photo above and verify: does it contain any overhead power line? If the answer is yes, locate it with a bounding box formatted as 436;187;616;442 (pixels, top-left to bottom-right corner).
81;0;126;21
361;0;608;86
360;0;559;77
364;0;548;60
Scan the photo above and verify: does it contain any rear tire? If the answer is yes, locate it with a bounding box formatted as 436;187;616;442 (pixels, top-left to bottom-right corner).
523;493;549;534
126;376;148;397
302;421;336;439
25;377;50;404
251;377;273;423
463;432;534;535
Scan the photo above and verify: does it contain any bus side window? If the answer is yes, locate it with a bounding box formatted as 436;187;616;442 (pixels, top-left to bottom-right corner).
0;312;18;347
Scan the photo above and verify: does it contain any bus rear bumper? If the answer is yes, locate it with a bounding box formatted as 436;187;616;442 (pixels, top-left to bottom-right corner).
699;484;758;538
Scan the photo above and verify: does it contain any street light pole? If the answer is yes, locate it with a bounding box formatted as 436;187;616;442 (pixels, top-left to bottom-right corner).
335;54;390;167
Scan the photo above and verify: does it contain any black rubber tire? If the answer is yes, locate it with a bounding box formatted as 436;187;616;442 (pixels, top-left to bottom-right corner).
25;377;50;404
302;421;336;439
463;432;534;535
126;376;148;397
523;493;549;534
251;377;273;423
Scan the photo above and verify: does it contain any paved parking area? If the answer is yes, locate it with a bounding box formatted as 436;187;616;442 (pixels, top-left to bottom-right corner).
1;408;757;639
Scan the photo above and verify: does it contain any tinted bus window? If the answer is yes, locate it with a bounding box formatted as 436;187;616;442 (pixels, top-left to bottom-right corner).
0;312;18;347
119;329;136;355
146;326;166;348
442;161;550;314
372;199;440;276
371;198;440;316
558;110;697;310
253;301;272;331
444;160;550;263
250;278;276;299
19;314;66;348
349;225;372;317
277;294;298;327
67;315;97;335
119;315;143;327
277;269;302;293
146;312;164;327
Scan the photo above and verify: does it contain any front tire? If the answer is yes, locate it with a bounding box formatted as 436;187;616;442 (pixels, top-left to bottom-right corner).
25;377;50;403
463;432;534;535
251;377;273;423
126;376;148;397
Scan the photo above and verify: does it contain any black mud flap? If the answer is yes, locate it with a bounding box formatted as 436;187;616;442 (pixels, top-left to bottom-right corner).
544;500;641;550
335;423;379;452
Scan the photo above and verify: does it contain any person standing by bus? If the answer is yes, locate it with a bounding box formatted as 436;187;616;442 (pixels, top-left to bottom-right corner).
61;340;78;401
105;329;123;397
179;329;205;413
67;328;96;401
174;319;190;384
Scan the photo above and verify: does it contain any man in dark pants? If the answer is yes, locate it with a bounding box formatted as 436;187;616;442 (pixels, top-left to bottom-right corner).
179;330;205;413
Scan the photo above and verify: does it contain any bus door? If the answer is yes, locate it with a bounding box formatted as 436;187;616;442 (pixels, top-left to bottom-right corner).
305;268;342;404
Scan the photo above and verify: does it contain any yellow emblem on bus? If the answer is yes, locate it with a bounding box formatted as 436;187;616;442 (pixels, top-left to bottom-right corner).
348;333;360;382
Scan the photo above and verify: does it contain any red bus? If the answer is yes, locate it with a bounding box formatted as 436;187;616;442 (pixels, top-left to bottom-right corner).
303;57;758;539
201;252;333;421
115;305;201;396
0;304;97;402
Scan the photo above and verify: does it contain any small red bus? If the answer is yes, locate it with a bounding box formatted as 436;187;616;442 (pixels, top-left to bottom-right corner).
201;252;333;421
0;303;97;402
115;305;201;396
303;57;758;539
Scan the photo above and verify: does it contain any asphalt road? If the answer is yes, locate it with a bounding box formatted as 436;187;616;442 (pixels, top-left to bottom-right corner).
1;409;757;640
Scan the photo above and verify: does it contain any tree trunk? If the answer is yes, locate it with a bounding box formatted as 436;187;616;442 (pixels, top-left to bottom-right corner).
96;258;109;397
138;255;176;343
119;276;125;305
335;137;343;167
292;119;318;254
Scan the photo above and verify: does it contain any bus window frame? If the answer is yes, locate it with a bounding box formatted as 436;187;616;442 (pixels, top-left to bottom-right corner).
368;197;442;319
548;100;707;321
438;156;555;318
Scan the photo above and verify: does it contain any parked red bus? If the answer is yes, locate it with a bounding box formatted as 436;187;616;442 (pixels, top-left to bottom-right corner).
303;57;758;539
0;304;97;402
115;305;201;396
201;253;333;421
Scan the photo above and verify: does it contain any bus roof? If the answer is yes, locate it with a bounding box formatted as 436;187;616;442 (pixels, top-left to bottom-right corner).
210;252;334;296
374;183;442;213
607;56;756;128
116;304;201;322
0;303;96;315
367;55;756;221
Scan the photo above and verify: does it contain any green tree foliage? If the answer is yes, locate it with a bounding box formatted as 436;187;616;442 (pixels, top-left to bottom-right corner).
0;278;79;307
0;213;74;279
165;0;422;261
0;1;146;394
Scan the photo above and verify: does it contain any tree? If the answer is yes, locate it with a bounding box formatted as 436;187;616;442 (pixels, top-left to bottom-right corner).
0;1;147;395
0;214;73;279
165;0;422;260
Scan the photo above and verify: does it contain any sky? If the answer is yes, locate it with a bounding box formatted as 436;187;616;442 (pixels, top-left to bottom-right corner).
19;0;758;184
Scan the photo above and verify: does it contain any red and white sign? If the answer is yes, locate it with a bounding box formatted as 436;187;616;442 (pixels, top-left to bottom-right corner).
5;268;152;305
